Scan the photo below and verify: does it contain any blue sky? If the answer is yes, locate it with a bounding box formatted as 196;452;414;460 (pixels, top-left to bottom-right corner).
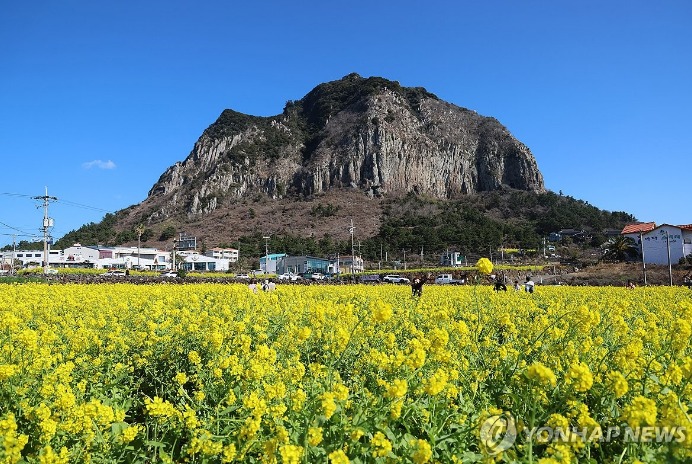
1;0;690;248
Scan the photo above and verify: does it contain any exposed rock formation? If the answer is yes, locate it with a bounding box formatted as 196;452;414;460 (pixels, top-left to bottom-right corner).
146;73;544;219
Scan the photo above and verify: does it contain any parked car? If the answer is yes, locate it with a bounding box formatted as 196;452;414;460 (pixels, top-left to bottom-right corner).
382;274;410;284
310;272;325;281
434;274;464;285
160;271;178;278
278;273;301;281
235;273;250;279
102;269;127;277
359;274;381;284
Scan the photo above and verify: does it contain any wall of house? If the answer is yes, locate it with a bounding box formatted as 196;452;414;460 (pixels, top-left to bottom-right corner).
683;230;692;261
642;225;686;265
63;245;100;263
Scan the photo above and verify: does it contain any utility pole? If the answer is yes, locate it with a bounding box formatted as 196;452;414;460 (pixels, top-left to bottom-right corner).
542;237;546;259
379;243;383;270
349;219;355;278
172;239;178;270
665;229;673;286
12;234;16;275
263;235;270;273
135;224;145;270
33;187;57;275
639;231;647;286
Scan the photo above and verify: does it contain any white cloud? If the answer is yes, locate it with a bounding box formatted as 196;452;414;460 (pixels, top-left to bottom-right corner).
82;160;116;170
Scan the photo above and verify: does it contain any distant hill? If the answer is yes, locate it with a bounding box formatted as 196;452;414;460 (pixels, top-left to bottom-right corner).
53;74;635;260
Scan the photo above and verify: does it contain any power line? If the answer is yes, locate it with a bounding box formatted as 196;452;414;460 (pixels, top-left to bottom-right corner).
0;192;34;199
0;220;37;238
55;198;112;213
1;191;112;213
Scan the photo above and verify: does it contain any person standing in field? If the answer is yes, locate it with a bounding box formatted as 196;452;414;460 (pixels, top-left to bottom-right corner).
525;276;535;293
411;275;427;297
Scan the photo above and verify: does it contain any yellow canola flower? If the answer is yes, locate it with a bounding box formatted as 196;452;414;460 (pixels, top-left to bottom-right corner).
174;372;188;385
564;362;593;392
145;397;180;420
333;383;349;401
279;444;303;464
385;379;408;399
188;350;202;365
621;395;657;429
606;371;629;398
525;362;557;388
221;444;237;463
371;300;393;323
307;427;323;447
37;445;69;464
423;369;449;396
476;257;493;275
0;413;29;463
0;364;18;381
410;438;433;464
320;392;337;419
370;431;392;458
1;281;691;463
328;449;350;464
119;424;141;444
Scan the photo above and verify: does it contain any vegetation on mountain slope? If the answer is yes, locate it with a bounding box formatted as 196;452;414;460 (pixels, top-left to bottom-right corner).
46;190;635;264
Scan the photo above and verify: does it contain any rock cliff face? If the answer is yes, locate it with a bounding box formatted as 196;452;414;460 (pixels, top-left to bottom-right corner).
146;73;544;219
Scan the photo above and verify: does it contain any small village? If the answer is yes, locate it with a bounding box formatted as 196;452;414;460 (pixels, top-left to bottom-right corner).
1;222;690;282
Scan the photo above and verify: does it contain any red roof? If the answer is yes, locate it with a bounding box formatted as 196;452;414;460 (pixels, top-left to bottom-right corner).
678;224;692;231
621;222;656;234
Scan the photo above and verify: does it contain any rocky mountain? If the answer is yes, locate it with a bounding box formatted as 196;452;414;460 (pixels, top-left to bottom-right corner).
142;73;544;223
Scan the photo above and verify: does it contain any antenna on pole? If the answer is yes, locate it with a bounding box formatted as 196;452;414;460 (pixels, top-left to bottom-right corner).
32;187;58;275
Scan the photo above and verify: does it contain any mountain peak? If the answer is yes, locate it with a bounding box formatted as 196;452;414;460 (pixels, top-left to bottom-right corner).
140;74;543;224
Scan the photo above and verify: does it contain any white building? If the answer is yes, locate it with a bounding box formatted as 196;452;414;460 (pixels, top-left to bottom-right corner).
181;253;230;272
62;243;101;265
203;247;239;262
440;251;465;267
9;250;47;267
259;253;287;274
622;223;692;265
641;225;692;265
333;255;364;274
0;249;64;268
105;246;170;270
59;244;171;270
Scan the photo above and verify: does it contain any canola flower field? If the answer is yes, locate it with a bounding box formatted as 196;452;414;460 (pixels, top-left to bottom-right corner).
1;279;691;463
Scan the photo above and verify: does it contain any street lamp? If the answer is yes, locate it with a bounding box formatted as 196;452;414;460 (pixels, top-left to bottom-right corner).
263;236;270;273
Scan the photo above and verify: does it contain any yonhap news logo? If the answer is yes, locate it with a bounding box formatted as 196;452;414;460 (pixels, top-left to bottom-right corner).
479;413;686;455
479;413;517;455
524;425;687;445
